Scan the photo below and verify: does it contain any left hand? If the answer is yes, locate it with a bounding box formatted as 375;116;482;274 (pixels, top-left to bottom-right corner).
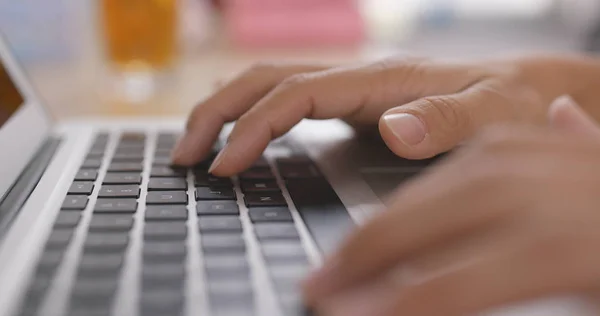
302;96;600;316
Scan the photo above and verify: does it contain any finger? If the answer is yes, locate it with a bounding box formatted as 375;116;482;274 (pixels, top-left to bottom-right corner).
385;239;600;316
172;63;329;166
209;59;487;175
302;153;514;305
379;79;546;159
548;95;600;138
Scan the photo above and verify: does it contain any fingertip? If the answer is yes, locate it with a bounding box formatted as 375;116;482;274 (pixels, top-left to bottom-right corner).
378;115;434;160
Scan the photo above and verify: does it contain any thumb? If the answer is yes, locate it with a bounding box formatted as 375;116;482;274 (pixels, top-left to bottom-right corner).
548;95;600;138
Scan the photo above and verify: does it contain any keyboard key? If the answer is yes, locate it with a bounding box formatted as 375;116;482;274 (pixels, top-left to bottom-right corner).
248;207;293;222
261;242;308;263
143;275;185;291
68;182;94;195
143;242;187;261
144;222;187;241
84;233;129;252
157;133;179;142
251;156;269;168
61;196;88;210
116;142;145;150
94;199;138;213
111;152;145;161
254;223;300;240
139;291;184;315
195;187;236;201
240;180;279;193
81;158;102;169
194;174;233;187
196;201;239;216
202;235;246;254
150;166;187;178
54;212;82;228
78;253;124;273
146;191;188;205
244;193;287;207
75;170;98;181
204;254;250;277
145;206;188;221
37;250;65;273
154;147;173;156
108;162;143;172
198;217;243;233
103;173;142;185
269;263;310;282
238;167;275;180
98;185;140;198
113;147;144;155
151;156;173;165
276;158;321;179
88;215;134;232
208;278;253;297
142;262;186;280
46;230;74;249
148;178;187;191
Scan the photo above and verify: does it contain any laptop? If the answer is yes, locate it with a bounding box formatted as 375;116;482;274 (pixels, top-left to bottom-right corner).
0;31;597;316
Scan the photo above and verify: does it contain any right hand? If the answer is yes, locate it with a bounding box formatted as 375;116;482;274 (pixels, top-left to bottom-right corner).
171;55;600;176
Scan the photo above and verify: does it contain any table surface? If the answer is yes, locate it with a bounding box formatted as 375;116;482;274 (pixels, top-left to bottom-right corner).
13;10;583;121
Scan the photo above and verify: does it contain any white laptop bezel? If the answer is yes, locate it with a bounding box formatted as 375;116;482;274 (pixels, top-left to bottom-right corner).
0;32;52;199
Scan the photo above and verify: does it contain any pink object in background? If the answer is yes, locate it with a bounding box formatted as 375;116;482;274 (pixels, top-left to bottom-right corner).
223;0;365;48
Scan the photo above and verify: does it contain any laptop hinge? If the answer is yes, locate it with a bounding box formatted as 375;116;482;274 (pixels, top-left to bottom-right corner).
0;137;62;239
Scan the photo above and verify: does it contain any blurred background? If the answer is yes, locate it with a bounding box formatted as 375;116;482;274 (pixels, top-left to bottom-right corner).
0;0;598;119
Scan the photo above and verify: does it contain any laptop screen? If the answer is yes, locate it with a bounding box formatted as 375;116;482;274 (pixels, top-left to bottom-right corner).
0;59;23;128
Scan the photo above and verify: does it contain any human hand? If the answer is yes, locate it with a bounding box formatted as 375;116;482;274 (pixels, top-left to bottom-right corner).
172;55;600;176
302;96;600;316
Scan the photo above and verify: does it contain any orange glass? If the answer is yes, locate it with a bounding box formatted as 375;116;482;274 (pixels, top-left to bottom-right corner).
101;0;178;70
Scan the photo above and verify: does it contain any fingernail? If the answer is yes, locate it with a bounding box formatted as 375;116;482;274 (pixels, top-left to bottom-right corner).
382;113;427;146
208;144;228;173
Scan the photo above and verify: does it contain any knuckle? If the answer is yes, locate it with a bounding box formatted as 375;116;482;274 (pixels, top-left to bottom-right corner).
279;73;313;89
418;96;470;133
245;61;278;76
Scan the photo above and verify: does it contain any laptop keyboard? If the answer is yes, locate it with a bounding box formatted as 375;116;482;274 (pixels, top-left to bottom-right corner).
12;132;354;316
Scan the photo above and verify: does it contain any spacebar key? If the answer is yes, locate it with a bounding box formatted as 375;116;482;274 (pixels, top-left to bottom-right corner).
285;178;355;254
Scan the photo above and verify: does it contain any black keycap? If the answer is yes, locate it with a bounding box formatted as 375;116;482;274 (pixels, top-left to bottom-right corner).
71;279;119;299
248;207;293;222
152;156;173;166
84;233;129;252
239;167;275;180
69;309;112;316
111;152;145;161
78;253;124;273
75;170;98;181
195;187;236;201
54;212;82;228
244;193;287;207
37;250;65;273
143;242;187;261
68;182;94;195
98;185;140;198
148;178;187;191
144;222;187;240
108;162;143;172
194;174;232;187
285;178;355;254
150;166;187;178
209;288;254;315
146;191;188;205
46;230;74;249
198;216;243;233
251;156;269;168
111;157;143;165
87;149;106;158
204;254;250;277
142;275;185;291
145;206;188;221
81;159;102;169
240;180;279;193
196;201;239;216
116;142;145;150
276;158;321;179
103;173;142;185
113;147;144;155
61;196;88;210
154;147;173;156
94;199;138;213
201;235;246;254
157;133;179;143
142;263;186;280
88;215;134;232
139;291;184;315
254;223;300;240
261;242;307;262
